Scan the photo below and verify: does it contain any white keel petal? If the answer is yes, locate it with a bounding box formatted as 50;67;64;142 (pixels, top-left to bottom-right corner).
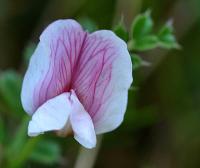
28;93;72;136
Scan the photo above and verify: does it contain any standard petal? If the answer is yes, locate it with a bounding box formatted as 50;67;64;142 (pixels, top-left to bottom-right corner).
70;91;96;149
21;19;87;114
21;42;50;115
22;19;132;136
28;92;71;136
72;30;133;134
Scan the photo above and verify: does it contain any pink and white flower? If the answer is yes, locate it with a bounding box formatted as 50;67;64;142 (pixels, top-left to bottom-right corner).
21;19;133;149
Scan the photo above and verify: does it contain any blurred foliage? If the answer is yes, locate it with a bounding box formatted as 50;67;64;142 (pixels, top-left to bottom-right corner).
128;10;179;51
113;10;178;71
0;0;200;168
0;71;23;118
0;70;62;168
131;53;151;71
113;18;129;42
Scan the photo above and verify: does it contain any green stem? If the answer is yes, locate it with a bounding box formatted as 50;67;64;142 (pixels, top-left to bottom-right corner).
74;135;103;168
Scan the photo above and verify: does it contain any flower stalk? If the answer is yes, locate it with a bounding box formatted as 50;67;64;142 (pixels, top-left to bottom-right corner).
74;136;103;168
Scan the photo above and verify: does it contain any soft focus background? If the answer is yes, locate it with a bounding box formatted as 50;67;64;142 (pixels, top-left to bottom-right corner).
0;0;200;167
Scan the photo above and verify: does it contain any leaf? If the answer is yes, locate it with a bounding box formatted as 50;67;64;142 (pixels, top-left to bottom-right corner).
113;20;129;42
9;137;41;168
132;35;159;51
131;53;151;70
6;116;42;168
6;116;29;158
129;10;160;51
129;12;180;52
131;10;153;40
0;71;23;117
29;140;61;165
158;21;180;49
158;20;173;36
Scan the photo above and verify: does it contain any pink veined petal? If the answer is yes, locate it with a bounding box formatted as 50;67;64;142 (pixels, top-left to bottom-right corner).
69;91;96;149
28;92;72;136
21;19;87;114
72;30;132;134
21;42;50;114
21;19;132;137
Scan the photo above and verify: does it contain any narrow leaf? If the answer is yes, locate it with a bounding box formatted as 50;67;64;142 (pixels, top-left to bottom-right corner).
158;21;180;49
132;35;159;51
131;53;151;70
114;20;129;42
29;140;61;165
131;10;153;39
0;71;23;117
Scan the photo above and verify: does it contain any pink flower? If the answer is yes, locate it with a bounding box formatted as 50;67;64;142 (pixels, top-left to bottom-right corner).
21;19;133;148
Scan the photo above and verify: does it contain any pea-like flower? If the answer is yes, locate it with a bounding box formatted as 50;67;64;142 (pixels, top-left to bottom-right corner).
21;19;133;149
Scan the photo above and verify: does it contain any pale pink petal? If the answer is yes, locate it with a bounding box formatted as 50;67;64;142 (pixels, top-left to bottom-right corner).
21;42;50;114
28;92;71;136
69;91;96;149
21;19;87;114
21;19;132;137
72;30;132;134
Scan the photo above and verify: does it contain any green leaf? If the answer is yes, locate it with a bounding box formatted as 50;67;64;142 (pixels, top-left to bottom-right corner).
0;71;23;117
29;140;61;165
131;53;151;70
131;10;153;40
113;20;129;42
9;137;41;168
131;35;159;51
158;21;173;36
6;116;42;168
6;117;29;158
158;21;180;49
129;12;180;52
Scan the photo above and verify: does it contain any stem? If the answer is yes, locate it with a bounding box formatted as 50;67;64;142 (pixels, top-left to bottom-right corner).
74;135;103;168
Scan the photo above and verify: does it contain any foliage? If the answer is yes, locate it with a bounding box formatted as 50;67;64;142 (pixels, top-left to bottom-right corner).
113;10;179;71
0;50;62;167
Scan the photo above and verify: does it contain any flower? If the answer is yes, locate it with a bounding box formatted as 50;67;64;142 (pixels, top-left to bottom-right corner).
21;19;133;149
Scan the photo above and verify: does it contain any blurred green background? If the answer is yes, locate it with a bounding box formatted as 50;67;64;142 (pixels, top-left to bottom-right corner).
0;0;200;167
